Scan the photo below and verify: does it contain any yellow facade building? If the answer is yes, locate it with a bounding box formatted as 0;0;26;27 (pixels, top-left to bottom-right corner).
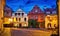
45;15;58;28
45;8;58;29
4;17;13;24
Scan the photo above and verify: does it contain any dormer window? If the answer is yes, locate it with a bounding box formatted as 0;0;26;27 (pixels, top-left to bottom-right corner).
52;11;56;14
35;10;38;12
46;11;50;14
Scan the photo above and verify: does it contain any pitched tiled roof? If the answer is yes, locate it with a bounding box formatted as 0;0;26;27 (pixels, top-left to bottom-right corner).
28;5;44;15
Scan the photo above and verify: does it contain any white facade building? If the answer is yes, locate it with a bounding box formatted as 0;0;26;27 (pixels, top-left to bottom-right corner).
12;9;28;27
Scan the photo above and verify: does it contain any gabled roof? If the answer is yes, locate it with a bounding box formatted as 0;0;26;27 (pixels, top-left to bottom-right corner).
4;5;13;11
16;9;23;12
28;5;44;15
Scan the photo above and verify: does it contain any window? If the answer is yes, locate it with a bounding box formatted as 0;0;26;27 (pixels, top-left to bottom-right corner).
35;10;38;12
52;11;56;14
50;12;52;14
22;13;24;16
18;13;20;15
40;16;44;18
35;16;38;19
31;17;33;19
24;18;26;21
19;18;21;21
7;12;9;14
5;12;9;14
47;16;50;20
16;18;18;21
15;13;17;16
46;11;50;14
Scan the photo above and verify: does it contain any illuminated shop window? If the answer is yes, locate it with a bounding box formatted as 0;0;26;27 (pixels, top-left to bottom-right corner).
16;18;18;21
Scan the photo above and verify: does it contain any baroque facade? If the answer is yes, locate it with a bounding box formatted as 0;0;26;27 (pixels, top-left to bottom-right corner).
12;9;28;27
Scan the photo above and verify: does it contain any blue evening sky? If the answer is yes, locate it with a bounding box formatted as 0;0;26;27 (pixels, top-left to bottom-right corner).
6;0;57;14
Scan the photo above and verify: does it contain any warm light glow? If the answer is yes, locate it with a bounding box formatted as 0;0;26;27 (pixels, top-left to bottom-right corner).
47;15;50;16
14;24;19;27
45;15;58;28
24;24;27;26
9;18;13;22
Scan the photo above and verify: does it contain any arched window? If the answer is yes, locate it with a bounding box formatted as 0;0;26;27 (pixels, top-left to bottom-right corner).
24;18;26;21
18;13;20;15
22;13;24;16
16;18;18;21
47;23;51;28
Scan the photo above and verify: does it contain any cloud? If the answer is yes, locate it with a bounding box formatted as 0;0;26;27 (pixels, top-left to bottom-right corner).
6;0;56;13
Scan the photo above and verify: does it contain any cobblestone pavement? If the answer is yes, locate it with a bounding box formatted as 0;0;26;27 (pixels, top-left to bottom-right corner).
0;28;58;36
11;28;53;36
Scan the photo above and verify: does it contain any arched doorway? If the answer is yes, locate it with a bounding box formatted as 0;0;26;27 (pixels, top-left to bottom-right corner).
19;23;22;28
47;23;51;29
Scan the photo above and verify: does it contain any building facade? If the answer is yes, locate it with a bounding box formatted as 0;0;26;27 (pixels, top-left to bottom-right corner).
12;9;28;27
28;5;45;28
3;5;12;24
0;0;5;29
45;8;58;29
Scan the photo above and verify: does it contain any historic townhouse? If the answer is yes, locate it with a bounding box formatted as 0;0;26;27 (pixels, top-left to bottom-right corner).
28;5;45;28
45;8;58;29
3;5;13;24
12;9;28;27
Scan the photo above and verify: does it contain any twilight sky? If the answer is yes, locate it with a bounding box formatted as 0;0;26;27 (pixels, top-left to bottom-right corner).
6;0;57;14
